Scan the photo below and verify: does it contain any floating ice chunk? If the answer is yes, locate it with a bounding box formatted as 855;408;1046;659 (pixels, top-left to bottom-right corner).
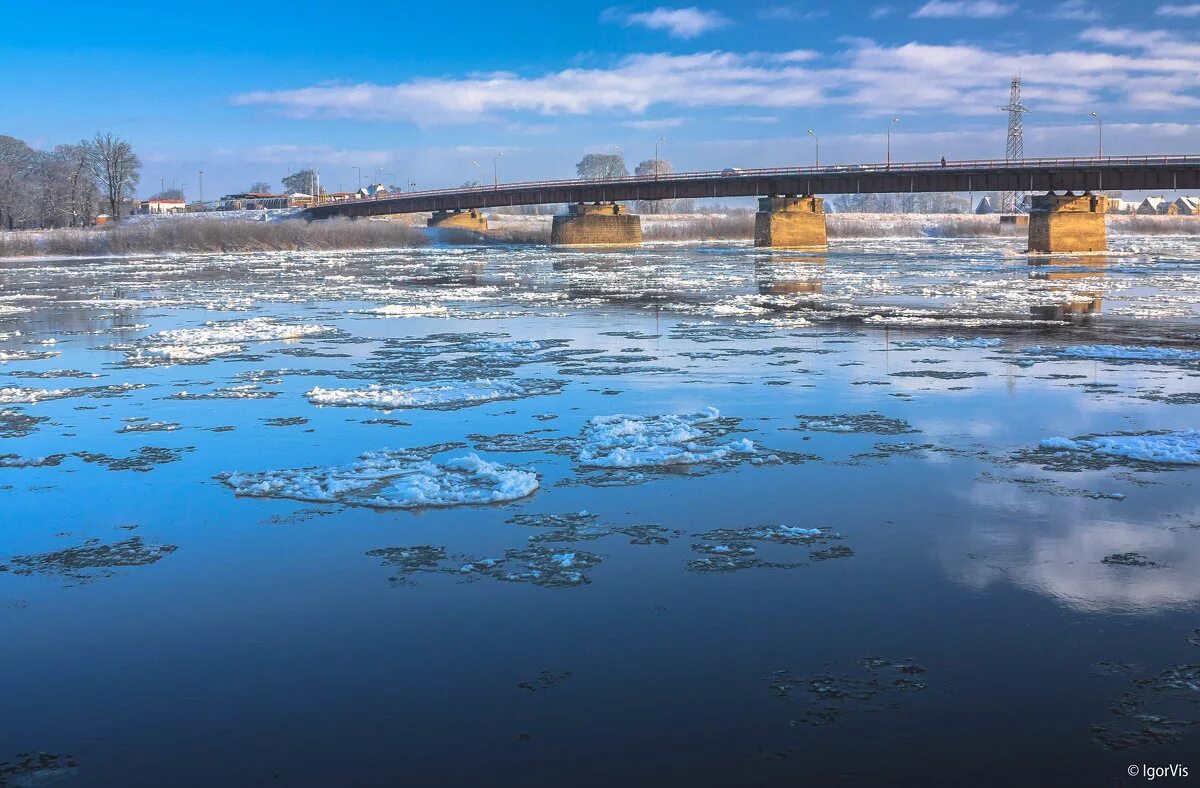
129;317;335;366
0;386;74;404
578;407;755;468
1028;344;1200;362
893;336;1002;349
306;378;560;410
1039;430;1200;466
217;450;538;509
366;304;449;317
129;343;245;362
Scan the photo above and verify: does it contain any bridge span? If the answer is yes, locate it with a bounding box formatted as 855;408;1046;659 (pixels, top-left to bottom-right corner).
301;155;1200;254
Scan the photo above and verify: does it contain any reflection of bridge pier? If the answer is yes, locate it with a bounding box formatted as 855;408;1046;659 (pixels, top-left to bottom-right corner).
427;208;487;232
1028;258;1108;319
754;254;827;305
754;196;827;249
550;202;643;246
1028;192;1107;254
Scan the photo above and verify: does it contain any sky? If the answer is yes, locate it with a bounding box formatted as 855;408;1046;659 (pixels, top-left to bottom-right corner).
3;0;1198;199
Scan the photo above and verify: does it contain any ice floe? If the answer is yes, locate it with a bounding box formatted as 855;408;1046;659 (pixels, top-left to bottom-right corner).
892;336;1002;349
127;317;336;365
306;378;562;410
1038;430;1200;467
217;449;538;509
1027;344;1200;363
578;407;755;469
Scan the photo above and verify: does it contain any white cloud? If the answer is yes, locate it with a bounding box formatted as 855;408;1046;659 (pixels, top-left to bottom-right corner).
214;144;395;167
1047;0;1102;20
620;117;688;129
869;4;896;17
233;30;1200;125
603;6;730;38
757;4;828;20
912;0;1014;18
1156;3;1200;15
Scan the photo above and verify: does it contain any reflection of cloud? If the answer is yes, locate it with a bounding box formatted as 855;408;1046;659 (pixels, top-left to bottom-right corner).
944;478;1200;613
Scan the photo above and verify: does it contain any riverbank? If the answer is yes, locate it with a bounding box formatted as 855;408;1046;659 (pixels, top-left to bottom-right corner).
2;212;1197;257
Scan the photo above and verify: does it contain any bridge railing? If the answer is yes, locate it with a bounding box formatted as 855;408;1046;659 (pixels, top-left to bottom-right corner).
312;154;1200;208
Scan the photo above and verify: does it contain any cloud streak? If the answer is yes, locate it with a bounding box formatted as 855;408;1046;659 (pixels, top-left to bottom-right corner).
233;29;1200;125
602;6;730;38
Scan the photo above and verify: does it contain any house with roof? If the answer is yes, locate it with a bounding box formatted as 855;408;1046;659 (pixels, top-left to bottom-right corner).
137;198;186;215
974;196;994;214
1171;196;1200;215
354;184;389;199
1137;197;1167;215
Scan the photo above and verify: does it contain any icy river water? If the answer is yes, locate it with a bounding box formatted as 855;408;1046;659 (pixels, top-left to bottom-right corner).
2;236;1200;786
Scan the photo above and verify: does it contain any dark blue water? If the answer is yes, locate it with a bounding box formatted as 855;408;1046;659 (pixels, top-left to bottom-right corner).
2;239;1199;786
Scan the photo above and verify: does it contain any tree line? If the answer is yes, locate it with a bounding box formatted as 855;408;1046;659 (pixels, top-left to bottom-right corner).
0;132;142;230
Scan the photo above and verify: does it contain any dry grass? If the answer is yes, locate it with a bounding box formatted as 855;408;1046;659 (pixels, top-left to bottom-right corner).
1110;215;1200;235
1;218;429;257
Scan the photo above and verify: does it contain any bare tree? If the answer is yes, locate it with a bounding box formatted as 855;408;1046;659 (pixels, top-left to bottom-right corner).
0;135;36;230
281;169;324;195
576;153;627;180
248;181;273;194
88;133;141;221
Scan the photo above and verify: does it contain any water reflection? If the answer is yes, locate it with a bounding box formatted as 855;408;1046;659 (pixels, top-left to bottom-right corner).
1028;259;1108;320
946;480;1200;613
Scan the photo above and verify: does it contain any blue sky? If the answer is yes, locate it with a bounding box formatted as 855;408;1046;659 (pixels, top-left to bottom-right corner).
3;1;1198;198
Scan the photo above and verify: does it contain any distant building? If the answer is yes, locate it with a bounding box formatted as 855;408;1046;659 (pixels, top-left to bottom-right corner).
354;183;389;199
1107;199;1138;214
1171;196;1200;215
974;196;994;214
218;192;312;210
138;198;186;215
1137;197;1167;215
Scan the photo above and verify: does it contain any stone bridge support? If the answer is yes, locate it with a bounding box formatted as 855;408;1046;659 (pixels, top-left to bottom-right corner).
754;196;827;249
428;209;488;232
1028;192;1108;254
550;203;642;246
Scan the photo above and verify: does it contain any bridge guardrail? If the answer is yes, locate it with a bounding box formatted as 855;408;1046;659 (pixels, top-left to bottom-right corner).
311;154;1200;208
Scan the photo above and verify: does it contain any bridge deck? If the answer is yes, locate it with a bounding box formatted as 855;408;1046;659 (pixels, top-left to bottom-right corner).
302;155;1200;220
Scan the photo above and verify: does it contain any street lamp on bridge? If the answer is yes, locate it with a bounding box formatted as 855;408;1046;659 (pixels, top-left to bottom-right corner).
886;118;900;168
494;152;504;189
655;137;666;179
352;166;362;191
1090;111;1103;158
472;160;483;189
807;129;819;168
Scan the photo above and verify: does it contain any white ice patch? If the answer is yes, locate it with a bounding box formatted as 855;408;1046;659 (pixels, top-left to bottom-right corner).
306;378;558;410
893;336;1002;349
1040;430;1200;466
365;304;449;317
1028;344;1200;362
578;407;755;468
129;317;335;365
218;451;539;509
0;386;74;404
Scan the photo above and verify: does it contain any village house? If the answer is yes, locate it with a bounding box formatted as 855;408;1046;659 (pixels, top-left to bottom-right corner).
137;198;186;215
1137;197;1167;215
1171;196;1200;215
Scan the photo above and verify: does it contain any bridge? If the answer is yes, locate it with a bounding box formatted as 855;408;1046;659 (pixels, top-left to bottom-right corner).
301;155;1200;253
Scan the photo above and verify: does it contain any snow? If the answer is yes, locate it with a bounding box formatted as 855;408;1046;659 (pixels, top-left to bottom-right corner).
578;407;756;468
217;450;538;509
893;336;1002;349
306;378;558;410
129;343;244;362
1040;430;1200;466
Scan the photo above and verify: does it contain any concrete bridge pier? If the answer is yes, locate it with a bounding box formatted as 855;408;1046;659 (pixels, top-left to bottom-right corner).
1028;192;1108;254
754;196;827;249
428;208;488;232
550;202;643;246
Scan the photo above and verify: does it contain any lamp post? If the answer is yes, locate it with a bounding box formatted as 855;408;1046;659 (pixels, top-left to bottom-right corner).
353;166;362;191
1090;111;1103;158
807;129;819;168
494;152;503;189
387;173;399;192
198;170;203;204
472;160;483;189
886;117;900;168
655;137;666;179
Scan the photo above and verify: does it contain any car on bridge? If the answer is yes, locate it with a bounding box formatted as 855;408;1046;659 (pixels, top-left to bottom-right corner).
721;167;746;176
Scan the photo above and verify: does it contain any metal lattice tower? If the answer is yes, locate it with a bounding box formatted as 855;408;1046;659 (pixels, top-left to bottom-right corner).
997;75;1031;213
